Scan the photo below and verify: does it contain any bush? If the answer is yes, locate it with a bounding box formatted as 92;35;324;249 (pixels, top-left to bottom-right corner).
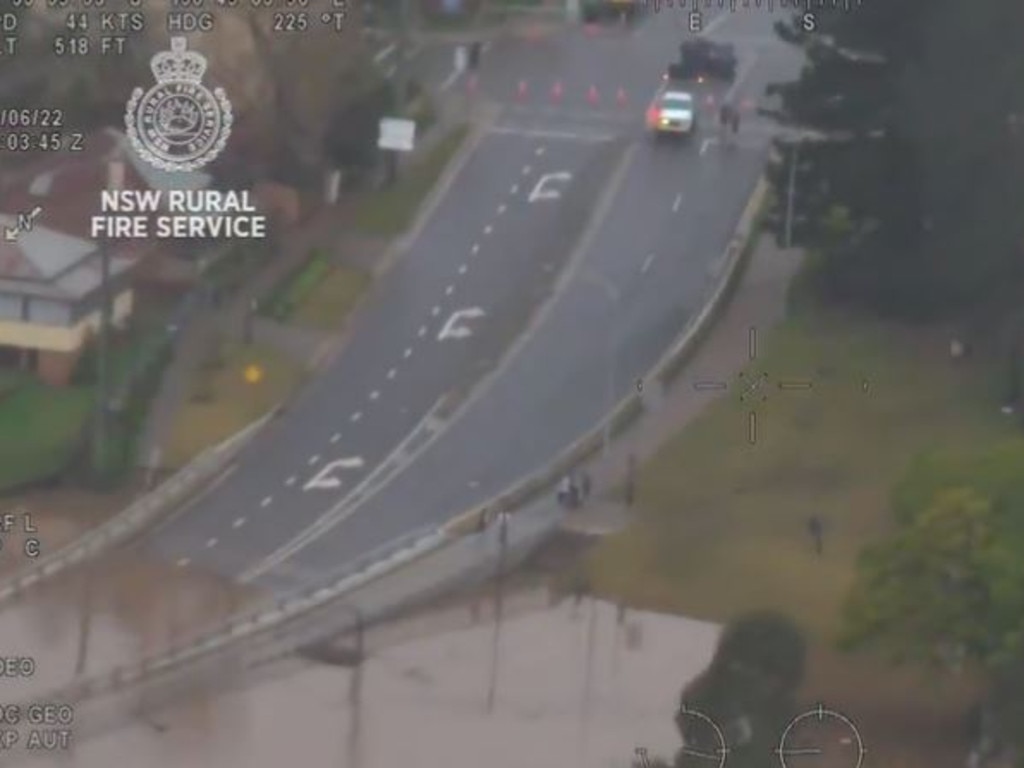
711;610;807;693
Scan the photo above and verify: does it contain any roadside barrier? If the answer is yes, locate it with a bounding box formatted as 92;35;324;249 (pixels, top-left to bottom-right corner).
0;411;276;608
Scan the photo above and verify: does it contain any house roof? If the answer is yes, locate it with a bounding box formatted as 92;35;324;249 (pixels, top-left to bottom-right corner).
0;127;211;241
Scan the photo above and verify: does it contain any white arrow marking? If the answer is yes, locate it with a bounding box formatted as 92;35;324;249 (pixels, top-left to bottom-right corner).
438;307;485;341
528;171;572;203
303;456;365;491
3;227;18;242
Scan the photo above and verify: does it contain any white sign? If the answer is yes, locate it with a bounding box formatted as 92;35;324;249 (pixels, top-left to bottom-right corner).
303;457;365;491
438;307;485;340
378;117;417;152
454;45;468;73
528;172;572;202
126;37;232;172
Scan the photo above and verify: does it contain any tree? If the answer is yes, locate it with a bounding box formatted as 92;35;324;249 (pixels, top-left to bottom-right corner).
840;487;1024;671
674;612;806;768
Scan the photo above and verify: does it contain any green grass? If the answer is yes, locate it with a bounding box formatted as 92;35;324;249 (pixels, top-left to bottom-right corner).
164;342;305;469
290;266;372;331
353;124;470;236
0;381;93;491
588;309;1009;640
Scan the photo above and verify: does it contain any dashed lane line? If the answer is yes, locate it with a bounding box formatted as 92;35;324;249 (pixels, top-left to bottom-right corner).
261;496;272;507
350;411;362;422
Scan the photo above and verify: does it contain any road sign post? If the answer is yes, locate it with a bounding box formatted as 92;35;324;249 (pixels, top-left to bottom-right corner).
378;117;416;186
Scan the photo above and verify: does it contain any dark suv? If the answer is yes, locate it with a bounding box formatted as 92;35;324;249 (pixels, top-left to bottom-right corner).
667;38;738;82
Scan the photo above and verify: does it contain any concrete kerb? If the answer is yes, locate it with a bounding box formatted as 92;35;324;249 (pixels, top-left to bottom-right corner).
0;411;275;609
443;176;771;537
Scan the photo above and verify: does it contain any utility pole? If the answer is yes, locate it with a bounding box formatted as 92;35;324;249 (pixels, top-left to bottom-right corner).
74;563;94;676
91;159;123;477
385;0;413;185
346;606;365;768
784;141;799;248
485;511;509;713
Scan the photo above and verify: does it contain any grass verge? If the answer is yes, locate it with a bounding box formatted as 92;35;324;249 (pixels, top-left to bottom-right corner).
0;377;92;492
290;266;372;331
585;307;1008;767
353;124;470;236
164;342;305;469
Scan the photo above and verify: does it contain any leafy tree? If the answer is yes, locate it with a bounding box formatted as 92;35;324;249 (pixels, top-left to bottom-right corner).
674;612;805;768
840;487;1024;670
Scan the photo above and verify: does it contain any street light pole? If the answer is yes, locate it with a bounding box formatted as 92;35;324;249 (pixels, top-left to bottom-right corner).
784;141;799;248
485;511;509;714
343;604;365;768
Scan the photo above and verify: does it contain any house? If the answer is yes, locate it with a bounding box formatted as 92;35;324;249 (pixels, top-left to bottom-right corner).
0;216;134;386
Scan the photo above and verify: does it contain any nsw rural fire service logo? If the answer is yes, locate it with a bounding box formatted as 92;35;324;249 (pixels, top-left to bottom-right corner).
125;37;232;172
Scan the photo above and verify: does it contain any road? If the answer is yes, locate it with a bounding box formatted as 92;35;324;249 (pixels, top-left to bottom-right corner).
146;6;803;591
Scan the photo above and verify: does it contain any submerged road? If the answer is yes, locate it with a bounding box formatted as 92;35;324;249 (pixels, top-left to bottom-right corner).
147;6;803;590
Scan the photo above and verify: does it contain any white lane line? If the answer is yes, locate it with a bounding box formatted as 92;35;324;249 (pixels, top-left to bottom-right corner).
497;203;507;214
431;305;440;316
331;433;341;443
641;253;656;273
176;557;190;567
350;411;362;422
672;193;682;213
404;347;412;358
309;455;320;465
700;138;715;155
510;184;519;195
369;390;380;400
458;264;467;274
387;368;397;380
440;67;461;91
522;165;531;175
445;285;455;295
418;325;428;337
471;243;480;254
484;224;493;235
535;146;545;156
286;475;297;486
261;496;272;507
233;517;246;529
206;537;218;548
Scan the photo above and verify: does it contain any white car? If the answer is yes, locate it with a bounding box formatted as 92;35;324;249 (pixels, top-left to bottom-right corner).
646;87;697;139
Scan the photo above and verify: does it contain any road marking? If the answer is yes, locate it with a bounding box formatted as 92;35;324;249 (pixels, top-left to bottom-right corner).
700;138;715;155
387;368;397;379
522;164;531;175
308;454;320;465
176;557;190;567
535;146;545;156
484;224;493;235
471;243;480;254
303;456;366;491
404;347;412;358
350;411;362;422
641;253;656;273
233;517;245;529
206;538;218;548
458;264;467;274
509;184;518;195
440;67;461;91
286;475;297;486
431;305;440;316
261;496;272;507
369;390;380;400
672;193;682;212
497;203;507;214
418;325;428;337
438;307;486;340
489;126;614;142
331;433;341;443
528;171;572;203
445;285;454;296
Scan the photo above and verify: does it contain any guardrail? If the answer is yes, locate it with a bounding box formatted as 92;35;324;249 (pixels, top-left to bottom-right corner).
16;174;771;738
0;412;275;609
445;175;770;535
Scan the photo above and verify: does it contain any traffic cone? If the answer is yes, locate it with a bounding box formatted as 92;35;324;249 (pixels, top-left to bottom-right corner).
517;79;528;100
587;85;599;105
615;87;627;107
550;80;564;102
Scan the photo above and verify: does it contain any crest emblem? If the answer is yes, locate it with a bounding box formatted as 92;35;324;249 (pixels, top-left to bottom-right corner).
125;37;232;172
